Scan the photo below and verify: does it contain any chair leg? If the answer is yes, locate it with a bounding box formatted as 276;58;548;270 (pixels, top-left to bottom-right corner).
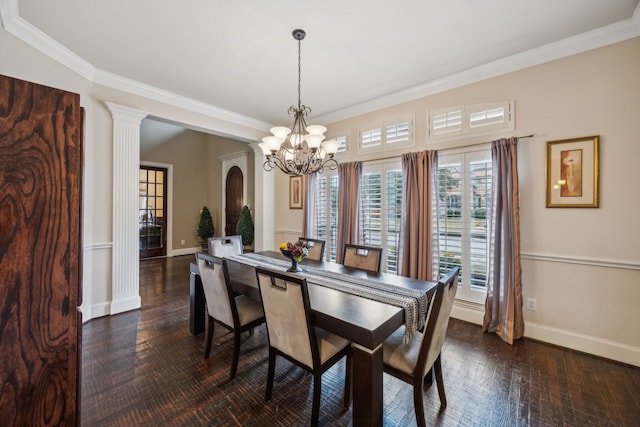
265;348;276;402
229;330;241;379
204;316;215;359
343;353;352;409
311;373;322;427
413;378;426;427
434;354;447;407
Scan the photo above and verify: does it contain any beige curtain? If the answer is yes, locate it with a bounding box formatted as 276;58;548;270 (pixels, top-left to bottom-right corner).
400;151;439;281
302;173;316;237
336;161;362;263
483;137;524;344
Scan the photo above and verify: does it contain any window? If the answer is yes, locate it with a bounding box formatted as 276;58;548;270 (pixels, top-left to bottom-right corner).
429;101;513;142
360;161;403;274
359;115;413;153
437;150;491;303
311;171;339;262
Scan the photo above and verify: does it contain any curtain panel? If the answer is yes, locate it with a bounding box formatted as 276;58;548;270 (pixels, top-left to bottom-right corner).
400;151;440;281
302;173;316;237
336;161;362;263
483;137;524;344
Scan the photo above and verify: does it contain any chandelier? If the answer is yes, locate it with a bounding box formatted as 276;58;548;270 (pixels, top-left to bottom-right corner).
259;29;340;176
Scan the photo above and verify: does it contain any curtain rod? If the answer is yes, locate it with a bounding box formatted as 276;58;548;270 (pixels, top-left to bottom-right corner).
360;134;535;163
449;133;535;151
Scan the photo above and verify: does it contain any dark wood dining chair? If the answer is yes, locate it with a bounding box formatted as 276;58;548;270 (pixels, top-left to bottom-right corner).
298;237;326;261
195;253;265;379
208;235;243;258
381;266;460;427
255;267;352;427
341;243;383;273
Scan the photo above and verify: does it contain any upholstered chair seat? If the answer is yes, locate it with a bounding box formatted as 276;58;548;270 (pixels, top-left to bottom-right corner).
298;237;326;261
256;267;351;427
208;235;243;258
382;266;460;427
196;252;265;379
342;243;383;273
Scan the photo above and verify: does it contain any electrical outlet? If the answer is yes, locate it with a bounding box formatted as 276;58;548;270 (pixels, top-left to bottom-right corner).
526;298;537;311
181;239;185;245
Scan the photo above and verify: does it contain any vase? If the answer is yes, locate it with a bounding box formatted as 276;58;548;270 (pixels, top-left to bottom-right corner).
287;258;303;273
281;249;303;272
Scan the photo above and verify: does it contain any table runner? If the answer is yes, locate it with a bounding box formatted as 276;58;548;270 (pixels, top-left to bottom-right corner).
226;253;427;343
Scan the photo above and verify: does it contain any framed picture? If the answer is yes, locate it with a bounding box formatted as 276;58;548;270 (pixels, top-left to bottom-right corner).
546;135;599;208
289;175;303;209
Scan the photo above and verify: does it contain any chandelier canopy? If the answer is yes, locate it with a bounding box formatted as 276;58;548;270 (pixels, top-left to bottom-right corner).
259;29;340;176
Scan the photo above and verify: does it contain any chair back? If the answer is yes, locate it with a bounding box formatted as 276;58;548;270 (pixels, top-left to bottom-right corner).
196;252;234;326
298;237;325;261
208;235;243;258
342;244;383;273
417;266;459;377
256;267;316;369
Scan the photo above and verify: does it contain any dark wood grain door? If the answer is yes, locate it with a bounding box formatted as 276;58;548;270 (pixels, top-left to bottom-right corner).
0;75;83;426
225;166;243;236
139;166;167;259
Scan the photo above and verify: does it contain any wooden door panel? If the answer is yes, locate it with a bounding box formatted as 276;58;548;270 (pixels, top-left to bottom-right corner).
225;166;243;236
0;75;82;426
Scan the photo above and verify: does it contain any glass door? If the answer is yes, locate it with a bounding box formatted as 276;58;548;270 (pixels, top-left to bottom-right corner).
139;166;167;259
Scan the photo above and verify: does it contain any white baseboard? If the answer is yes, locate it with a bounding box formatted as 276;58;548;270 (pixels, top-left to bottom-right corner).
110;295;141;315
171;247;201;257
450;300;640;367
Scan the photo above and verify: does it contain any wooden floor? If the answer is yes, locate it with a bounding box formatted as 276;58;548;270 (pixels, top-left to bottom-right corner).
81;255;640;426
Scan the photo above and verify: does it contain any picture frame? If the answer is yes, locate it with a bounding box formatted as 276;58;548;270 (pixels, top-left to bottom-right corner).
546;135;599;208
289;175;303;209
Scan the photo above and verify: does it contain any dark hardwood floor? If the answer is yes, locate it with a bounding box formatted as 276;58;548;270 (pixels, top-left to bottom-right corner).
81;255;640;426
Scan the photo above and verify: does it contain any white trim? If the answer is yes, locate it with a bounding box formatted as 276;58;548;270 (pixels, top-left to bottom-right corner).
521;252;640;271
110;295;141;316
314;5;640;124
0;0;269;134
172;247;201;257
525;322;640;367
450;301;640;367
84;242;113;251
3;0;638;132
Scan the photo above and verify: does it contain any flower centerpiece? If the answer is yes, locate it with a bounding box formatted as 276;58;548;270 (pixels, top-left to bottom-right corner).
279;240;309;272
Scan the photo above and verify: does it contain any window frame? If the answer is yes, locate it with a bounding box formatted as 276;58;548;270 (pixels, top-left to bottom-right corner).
437;147;492;303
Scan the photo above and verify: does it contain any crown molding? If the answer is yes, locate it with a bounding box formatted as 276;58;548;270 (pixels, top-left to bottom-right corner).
3;0;639;129
0;0;271;133
314;3;640;124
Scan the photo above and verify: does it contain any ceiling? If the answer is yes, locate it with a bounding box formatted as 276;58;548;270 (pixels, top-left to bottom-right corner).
8;0;640;130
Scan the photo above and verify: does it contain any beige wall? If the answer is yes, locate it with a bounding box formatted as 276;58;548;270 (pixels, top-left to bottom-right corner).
141;129;254;251
274;37;640;365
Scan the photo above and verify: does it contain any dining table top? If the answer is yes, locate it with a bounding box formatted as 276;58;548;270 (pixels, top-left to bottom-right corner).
224;250;437;350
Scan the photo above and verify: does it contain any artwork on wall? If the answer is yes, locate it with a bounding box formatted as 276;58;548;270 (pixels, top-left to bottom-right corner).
289;175;303;209
546;135;599;208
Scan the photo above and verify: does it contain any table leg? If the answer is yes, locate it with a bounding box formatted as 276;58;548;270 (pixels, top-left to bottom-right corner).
352;343;383;427
189;269;206;335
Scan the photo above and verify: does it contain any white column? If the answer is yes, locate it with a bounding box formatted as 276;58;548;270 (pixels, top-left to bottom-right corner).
105;102;148;315
250;143;275;251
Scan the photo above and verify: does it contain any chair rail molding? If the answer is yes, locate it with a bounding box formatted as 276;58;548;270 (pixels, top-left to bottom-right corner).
521;252;640;271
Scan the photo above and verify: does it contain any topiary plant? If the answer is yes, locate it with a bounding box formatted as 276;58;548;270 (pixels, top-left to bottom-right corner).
236;205;254;247
197;206;214;247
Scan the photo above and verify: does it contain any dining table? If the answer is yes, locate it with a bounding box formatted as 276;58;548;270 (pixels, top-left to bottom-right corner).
191;250;437;426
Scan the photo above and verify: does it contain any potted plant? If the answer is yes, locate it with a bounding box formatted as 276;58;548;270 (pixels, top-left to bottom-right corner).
197;206;214;251
236;205;254;250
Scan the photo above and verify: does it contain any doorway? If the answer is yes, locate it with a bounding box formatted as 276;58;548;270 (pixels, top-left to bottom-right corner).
225;166;243;236
139;166;168;259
